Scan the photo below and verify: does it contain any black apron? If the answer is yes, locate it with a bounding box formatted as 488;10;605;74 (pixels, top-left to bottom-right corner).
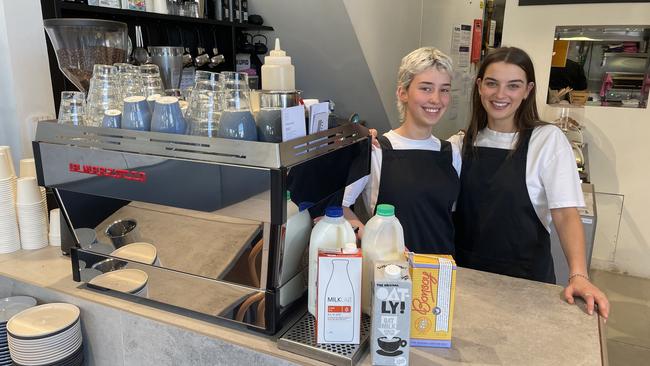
454;129;556;284
375;135;459;254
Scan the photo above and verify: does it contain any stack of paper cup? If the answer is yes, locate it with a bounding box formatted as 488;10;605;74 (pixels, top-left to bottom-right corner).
18;158;46;215
0;149;20;254
16;177;49;250
49;208;61;246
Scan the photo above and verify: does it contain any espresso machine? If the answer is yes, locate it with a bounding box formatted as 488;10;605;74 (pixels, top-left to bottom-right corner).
33;121;370;334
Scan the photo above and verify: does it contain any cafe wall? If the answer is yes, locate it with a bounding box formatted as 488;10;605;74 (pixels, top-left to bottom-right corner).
0;0;55;163
249;0;425;132
502;1;650;278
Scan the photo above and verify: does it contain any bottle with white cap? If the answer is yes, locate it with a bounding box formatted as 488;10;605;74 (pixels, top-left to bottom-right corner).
308;206;356;316
261;38;295;91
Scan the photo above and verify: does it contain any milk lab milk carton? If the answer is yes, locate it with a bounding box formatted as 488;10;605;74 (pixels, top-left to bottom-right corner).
408;253;457;348
316;244;362;344
371;262;411;366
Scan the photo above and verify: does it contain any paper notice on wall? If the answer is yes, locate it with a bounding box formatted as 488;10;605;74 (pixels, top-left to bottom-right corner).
447;88;460;120
451;24;472;73
281;105;307;142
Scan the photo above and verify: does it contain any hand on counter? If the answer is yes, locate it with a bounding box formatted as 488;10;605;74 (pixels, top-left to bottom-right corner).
564;275;610;320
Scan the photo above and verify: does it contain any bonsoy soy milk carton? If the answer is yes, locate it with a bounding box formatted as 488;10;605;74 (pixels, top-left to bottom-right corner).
408;253;457;348
371;262;411;366
316;244;362;344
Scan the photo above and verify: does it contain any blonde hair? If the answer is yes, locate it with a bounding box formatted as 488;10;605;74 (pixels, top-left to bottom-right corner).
396;47;453;122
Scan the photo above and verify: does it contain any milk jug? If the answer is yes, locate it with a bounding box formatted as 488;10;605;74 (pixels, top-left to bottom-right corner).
361;204;405;314
308;206;356;316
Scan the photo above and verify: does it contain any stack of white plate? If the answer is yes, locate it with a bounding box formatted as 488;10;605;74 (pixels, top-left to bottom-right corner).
0;149;20;254
15;177;49;250
7;303;83;366
0;296;38;366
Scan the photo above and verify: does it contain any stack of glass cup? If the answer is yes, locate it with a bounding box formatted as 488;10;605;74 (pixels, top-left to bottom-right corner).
115;63;144;102
216;71;258;141
140;64;164;99
85;64;121;127
57;91;86;126
186;71;221;137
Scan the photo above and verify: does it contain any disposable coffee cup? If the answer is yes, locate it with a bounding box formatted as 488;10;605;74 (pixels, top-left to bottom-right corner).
19;158;36;178
0;152;12;180
16;177;42;205
0;146;16;178
49;208;61;246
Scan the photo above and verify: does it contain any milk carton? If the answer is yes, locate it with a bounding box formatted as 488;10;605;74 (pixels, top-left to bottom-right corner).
371;262;411;366
316;244;362;344
408;253;456;348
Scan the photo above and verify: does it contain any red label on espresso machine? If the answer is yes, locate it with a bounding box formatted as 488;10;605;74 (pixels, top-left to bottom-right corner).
69;163;147;183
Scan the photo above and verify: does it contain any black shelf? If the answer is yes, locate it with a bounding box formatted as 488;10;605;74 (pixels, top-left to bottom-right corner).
56;2;274;31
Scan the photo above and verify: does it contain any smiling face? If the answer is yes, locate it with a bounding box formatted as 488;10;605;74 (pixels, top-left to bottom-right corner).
477;61;534;129
398;67;451;129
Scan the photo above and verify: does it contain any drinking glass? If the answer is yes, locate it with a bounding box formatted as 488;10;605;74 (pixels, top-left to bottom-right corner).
187;89;222;137
217;89;257;141
116;63;144;101
220;71;249;91
140;64;164;98
86;64;121;127
195;70;220;85
58;91;86;126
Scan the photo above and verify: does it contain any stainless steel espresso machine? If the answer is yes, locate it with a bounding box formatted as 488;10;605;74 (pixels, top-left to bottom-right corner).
32;122;370;334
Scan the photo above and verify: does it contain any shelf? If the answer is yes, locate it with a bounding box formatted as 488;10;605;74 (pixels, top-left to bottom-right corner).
56;2;274;31
603;52;649;59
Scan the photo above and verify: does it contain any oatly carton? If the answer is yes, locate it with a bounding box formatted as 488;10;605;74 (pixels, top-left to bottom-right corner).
371;262;411;366
316;245;362;344
407;253;457;348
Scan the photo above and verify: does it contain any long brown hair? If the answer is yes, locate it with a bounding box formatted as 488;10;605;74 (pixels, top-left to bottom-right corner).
463;47;546;155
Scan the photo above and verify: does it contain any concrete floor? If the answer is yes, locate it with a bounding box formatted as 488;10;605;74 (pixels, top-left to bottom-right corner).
591;269;650;366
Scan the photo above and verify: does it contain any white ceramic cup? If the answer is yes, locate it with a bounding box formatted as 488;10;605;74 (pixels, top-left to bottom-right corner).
16;177;42;205
19;158;36;178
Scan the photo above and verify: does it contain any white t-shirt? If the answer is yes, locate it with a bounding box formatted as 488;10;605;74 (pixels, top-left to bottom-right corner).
448;124;584;232
343;130;462;215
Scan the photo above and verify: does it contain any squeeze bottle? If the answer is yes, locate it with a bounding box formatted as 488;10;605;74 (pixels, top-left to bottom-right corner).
261;38;295;91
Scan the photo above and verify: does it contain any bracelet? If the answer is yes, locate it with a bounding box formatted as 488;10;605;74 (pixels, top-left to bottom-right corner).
568;273;590;282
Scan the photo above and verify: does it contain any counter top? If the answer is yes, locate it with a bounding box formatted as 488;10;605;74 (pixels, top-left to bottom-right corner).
0;247;605;365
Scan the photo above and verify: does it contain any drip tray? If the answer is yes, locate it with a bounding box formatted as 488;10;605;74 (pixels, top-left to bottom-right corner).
277;313;371;366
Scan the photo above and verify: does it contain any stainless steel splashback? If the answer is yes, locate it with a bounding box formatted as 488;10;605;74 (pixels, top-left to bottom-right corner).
32;121;371;334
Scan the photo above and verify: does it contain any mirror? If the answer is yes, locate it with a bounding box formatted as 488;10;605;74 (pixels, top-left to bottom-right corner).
547;25;650;108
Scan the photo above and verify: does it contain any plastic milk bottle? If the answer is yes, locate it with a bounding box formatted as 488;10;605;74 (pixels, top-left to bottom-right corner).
308;206;356;316
361;204;405;314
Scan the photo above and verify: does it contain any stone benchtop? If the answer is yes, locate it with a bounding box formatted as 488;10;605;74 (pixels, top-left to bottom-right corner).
0;247;605;365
